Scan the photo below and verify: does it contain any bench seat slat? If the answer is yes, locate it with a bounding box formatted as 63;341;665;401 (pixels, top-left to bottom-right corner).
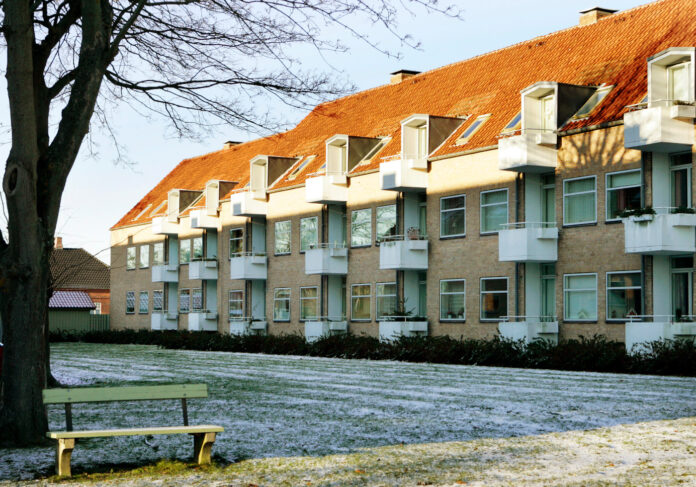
43;384;208;404
47;425;223;439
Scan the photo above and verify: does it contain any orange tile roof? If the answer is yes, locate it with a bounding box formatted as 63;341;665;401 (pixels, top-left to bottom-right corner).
114;0;690;229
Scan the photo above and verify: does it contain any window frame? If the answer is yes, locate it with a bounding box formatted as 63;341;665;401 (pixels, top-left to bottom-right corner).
125;291;135;314
563;175;597;227
138;245;149;269
179;239;191;264
300;216;319;253
274;220;292;255
376;205;397;241
138;291;149;314
479;188;509;235
563;273;598;322
229;228;244;258
192;236;204;260
153;290;164;312
479;277;508;322
606;271;642;322
456;114;490;145
300;286;319;321
191;287;203;312
179;288;190;314
153;242;164;266
440;279;466;322
440;194;466;238
605;169;641;222
350;208;373;248
273;287;291;322
375;282;397;320
350;283;372;322
228;289;244;320
126;247;136;270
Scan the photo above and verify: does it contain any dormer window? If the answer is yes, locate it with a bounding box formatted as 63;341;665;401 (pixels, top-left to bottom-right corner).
456;115;490;145
668;61;691;102
647;48;695;107
401;114;464;163
416;123;428;159
540;94;555;132
520;82;595;134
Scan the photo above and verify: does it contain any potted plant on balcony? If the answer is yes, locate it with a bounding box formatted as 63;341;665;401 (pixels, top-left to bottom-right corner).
619;206;655;222
407;227;421;240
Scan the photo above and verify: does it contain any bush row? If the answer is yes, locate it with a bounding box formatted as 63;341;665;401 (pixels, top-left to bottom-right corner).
49;329;696;377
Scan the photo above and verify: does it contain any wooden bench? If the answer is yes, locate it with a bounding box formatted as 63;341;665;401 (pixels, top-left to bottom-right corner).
42;383;224;477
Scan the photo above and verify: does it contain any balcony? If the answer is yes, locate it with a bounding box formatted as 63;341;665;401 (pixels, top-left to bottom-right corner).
304;318;348;343
379;235;428;270
188;259;218;280
623;102;696;152
230;190;267;217
305;172;348;204
379;320;428;342
151;216;179;235
379;154;428;191
229;318;268;336
190;209;219;229
498;317;558;344
151;311;178;331
188;311;218;331
498;223;558;262
498;130;558;173
305;244;348;275
151;262;178;282
625;315;696;352
622;210;696;255
229;252;267;280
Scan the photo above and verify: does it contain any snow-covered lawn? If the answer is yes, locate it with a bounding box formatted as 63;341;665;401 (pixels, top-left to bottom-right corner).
2;342;696;482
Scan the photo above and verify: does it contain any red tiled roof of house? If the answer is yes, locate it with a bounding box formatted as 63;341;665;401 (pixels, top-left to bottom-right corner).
50;248;110;290
113;0;689;229
49;291;96;310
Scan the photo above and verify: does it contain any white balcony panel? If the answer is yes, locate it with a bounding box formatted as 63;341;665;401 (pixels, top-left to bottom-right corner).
623;105;695;152
188;311;218;331
229;319;268;336
190;209;219;229
305;320;348;342
379;239;428;270
623;213;696;255
380;157;427;192
378;321;428;342
229;254;267;280
305;247;348;275
498;321;558;344
625;321;696;352
230;191;267;216
188;259;219;280
498;132;558;173
151;312;178;330
151;217;179;235
151;262;178;283
305;174;347;204
498;225;558;262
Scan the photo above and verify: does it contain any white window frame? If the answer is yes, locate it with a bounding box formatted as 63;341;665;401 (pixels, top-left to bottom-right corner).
605;169;641;222
350;208;372;248
126;247;136;270
179;289;190;313
90;302;103;315
376;205;397;240
480;188;509;235
375;282;397;319
138;291;149;314
179;239;191;264
153;242;164;266
563;175;597;227
273;288;291;322
229;228;244;257
670;153;692;209
440;194;466;238
192;236;204;260
440;279;466;322
274;220;291;255
350;283;371;322
300;286;319;321
125;291;135;314
300;216;319;252
606;271;642;322
192;287;203;311
479;277;508;322
153;290;164;312
139;245;149;269
563;273;598;322
228;290;244;320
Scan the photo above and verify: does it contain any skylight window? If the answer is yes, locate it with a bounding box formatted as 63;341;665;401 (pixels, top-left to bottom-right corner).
134;204;153;220
360;138;389;164
501;112;521;134
287;156;314;180
571;86;613;119
456;115;490;145
150;201;166;216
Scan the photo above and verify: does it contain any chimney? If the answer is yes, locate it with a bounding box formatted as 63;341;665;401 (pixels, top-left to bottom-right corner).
224;140;242;149
55;237;63;249
579;7;617;26
390;70;420;85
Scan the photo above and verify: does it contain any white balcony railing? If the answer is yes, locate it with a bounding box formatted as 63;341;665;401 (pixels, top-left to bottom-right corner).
498;129;557;173
378;320;428;342
151;216;179;235
305;243;348;275
622;208;696;255
230;189;267;216
151;261;178;282
498;315;559;344
151;311;178;330
304;317;348;342
188;258;218;280
498;222;558;262
379;235;428;270
625;314;696;352
379;154;428;191
305;172;348;204
624;100;696;152
229;252;268;280
229;317;268;336
188;310;218;331
190;209;219;229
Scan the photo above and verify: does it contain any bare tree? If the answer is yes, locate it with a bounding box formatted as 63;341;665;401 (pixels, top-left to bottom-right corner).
0;0;460;446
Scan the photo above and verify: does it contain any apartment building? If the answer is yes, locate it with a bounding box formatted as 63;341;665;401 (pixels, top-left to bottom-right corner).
110;0;696;349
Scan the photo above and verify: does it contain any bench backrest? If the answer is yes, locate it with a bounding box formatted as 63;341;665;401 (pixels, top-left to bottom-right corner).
42;383;208;405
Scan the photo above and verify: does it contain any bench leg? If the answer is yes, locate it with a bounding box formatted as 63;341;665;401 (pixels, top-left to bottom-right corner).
55;438;75;477
192;432;216;465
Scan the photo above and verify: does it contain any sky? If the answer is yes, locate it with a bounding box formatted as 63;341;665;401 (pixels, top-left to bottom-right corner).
0;0;650;264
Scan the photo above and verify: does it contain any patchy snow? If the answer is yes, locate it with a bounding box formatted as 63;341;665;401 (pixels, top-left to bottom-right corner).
2;343;696;481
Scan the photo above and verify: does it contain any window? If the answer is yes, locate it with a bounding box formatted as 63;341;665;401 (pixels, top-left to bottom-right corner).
358;138;389;166
440;194;466;237
572;86;613;119
90;303;102;315
153;290;163;312
416;123;428;159
179;289;190;313
351;284;371;321
300;217;318;252
229;290;244;320
456;115;489;145
542;174;556;224
153;242;164;266
300;287;319;321
273;288;291;321
480;278;508;321
275;221;291;255
192;237;204;260
564;274;597;321
671;256;693;319
192;288;203;311
540;94;555;131
179;239;191;264
126;247;136;270
671;153;692;209
440;279;466;321
125;291;135;314
606;170;641;220
563;176;596;225
229;228;244;257
376;282;397;319
288;157;312;180
139;245;149;268
668;62;691;102
139;291;149;314
376;205;397;240
501;112;521;134
351;208;372;247
480;189;508;234
150;201;166;216
607;272;642;321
